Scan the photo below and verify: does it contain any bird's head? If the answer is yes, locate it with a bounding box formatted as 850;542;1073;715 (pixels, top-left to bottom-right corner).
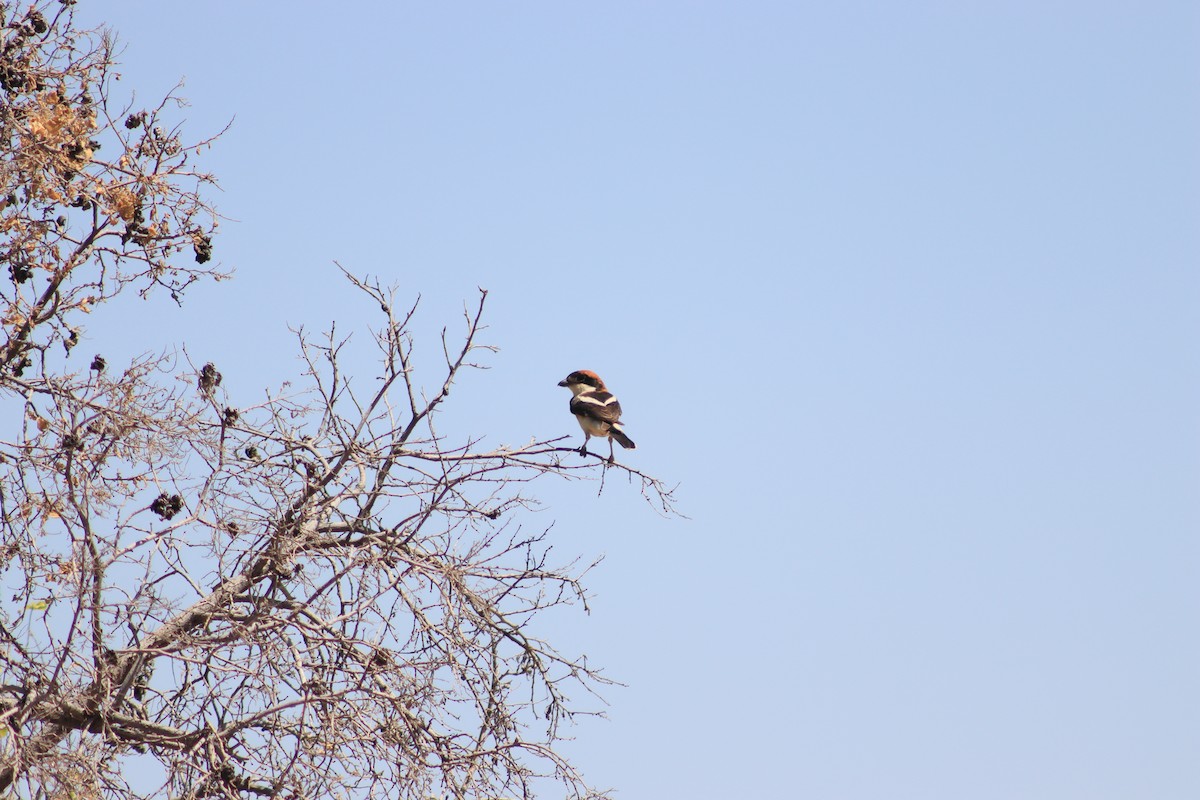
558;369;605;394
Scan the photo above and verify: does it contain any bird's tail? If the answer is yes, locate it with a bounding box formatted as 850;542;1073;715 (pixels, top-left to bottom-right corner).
610;425;635;449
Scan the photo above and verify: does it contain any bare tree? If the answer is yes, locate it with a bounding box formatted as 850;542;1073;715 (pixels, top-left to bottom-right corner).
0;4;678;799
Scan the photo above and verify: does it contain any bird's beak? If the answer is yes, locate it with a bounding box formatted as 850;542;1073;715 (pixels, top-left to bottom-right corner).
557;379;568;387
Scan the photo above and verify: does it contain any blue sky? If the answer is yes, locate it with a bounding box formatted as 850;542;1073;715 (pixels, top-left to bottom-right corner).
78;2;1198;798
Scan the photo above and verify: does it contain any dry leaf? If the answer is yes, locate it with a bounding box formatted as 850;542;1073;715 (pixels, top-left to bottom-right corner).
108;187;137;222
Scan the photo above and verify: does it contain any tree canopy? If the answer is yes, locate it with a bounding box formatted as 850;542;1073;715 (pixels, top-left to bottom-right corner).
0;4;676;798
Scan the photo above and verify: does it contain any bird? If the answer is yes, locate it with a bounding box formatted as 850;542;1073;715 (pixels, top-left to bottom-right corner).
557;370;636;463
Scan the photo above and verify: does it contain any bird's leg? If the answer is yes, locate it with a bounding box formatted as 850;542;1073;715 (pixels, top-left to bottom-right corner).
578;435;590;456
607;439;616;464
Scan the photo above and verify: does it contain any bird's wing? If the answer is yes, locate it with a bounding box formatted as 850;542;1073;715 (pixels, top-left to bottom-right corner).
570;391;622;425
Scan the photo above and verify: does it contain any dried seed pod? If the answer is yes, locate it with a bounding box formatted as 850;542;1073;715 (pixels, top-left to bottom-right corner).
198;362;221;393
9;262;32;284
150;493;184;520
193;234;213;264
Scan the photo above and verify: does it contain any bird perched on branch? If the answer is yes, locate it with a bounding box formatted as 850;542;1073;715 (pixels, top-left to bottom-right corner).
558;370;636;463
